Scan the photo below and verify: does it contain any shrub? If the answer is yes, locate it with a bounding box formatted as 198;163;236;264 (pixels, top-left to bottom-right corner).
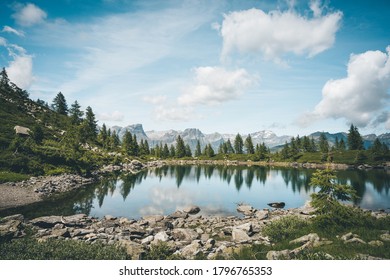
262;216;310;243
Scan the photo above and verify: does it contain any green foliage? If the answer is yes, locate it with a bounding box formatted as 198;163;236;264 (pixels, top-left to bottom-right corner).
0;171;30;183
310;169;357;213
234;133;244;154
347;124;364;150
261;216;310;243
244;135;255;154
0;237;130;260
143;241;182;260
51;92;68;115
175;135;186;158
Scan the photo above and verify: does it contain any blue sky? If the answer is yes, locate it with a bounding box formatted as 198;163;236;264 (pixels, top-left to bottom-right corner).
0;0;389;136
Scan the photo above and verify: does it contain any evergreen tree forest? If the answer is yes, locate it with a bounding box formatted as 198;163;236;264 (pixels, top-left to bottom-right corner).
1;68;389;178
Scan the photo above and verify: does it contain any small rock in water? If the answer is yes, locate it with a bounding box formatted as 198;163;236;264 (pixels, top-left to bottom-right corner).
267;202;285;208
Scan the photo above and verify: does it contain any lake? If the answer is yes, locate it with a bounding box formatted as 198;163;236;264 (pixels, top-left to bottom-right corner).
2;165;390;219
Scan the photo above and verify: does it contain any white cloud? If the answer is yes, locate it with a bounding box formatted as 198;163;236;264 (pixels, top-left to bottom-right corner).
6;55;34;89
178;66;255;106
0;37;34;89
303;46;390;128
12;3;47;27
219;3;342;62
97;111;125;122
143;95;167;105
2;26;25;37
154;105;195;122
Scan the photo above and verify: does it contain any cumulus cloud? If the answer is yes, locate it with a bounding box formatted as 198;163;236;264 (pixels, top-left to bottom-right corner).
12;3;47;27
178;66;255;106
0;37;34;89
154;105;195;122
2;26;25;37
143;95;167;105
302;46;390;128
97;111;125;122
219;2;342;62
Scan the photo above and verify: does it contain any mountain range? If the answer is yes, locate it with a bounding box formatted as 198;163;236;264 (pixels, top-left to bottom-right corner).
109;124;390;152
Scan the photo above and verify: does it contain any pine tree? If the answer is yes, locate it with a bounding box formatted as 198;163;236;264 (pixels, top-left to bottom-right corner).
162;143;170;158
170;144;176;158
185;144;192;157
339;138;346;151
225;139;235;154
234;134;243;154
80;106;98;143
98;124;108;149
175;135;186;158
122;131;132;155
281;142;290;159
203;144;215;157
347;124;364;150
244;135;255;154
52;92;68;115
69;100;84;125
195;140;202;157
319;133;329;153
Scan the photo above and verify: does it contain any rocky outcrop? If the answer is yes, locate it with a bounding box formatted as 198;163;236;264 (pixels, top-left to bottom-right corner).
1;205;388;260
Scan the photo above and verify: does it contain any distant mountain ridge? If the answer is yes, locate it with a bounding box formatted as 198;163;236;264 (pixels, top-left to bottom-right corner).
109;124;390;152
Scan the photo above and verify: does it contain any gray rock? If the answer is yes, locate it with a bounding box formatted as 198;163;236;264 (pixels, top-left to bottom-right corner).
180;240;202;259
141;235;154;245
255;210;269;220
183;206;201;215
234;222;253;234
167;211;188;219
380;233;390;242
172;228;199;242
344;237;366;244
368;240;384;246
142;215;165;224
340;232;355;241
290;233;320;245
237;204;256;216
232;228;251;243
30;216;63;228
153;231;170;243
118;240;146;260
266;250;291;260
61;214;87;227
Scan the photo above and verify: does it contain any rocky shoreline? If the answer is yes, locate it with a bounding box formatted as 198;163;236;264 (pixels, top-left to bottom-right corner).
1;203;389;260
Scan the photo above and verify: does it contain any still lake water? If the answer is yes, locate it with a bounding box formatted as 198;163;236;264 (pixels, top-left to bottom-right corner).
2;165;390;219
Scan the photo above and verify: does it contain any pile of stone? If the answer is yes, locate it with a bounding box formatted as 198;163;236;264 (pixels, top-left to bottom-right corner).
31;174;95;197
99;160;165;174
3;174;95;197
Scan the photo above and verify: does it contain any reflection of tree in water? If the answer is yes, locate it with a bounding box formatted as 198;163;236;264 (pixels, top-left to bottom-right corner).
234;168;244;191
204;165;215;179
195;165;202;183
279;168;313;194
175;166;187;188
255;167;268;185
245;168;254;188
95;178;117;207
120;171;147;199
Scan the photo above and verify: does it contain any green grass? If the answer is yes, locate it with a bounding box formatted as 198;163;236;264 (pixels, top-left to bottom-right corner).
0;171;30;183
0;237;130;260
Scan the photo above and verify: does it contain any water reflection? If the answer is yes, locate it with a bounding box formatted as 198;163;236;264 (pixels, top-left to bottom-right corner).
1;166;389;220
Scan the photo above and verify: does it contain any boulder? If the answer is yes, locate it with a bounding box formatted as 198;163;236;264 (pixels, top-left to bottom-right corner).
290;233;320;245
61;214;88;227
30;216;63;228
183;206;201;215
234;222;253;234
267;202;285;208
344;237;366;244
255;210;269;220
167;211;188;219
172;228;199;242
368;240;384;247
180;240;202;259
153;231;170;243
232;228;251;243
237;204;256;216
118;240;146;260
380;233;390;242
266;250;291;260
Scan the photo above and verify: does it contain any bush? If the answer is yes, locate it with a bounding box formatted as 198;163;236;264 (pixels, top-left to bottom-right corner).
261;216;310;243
